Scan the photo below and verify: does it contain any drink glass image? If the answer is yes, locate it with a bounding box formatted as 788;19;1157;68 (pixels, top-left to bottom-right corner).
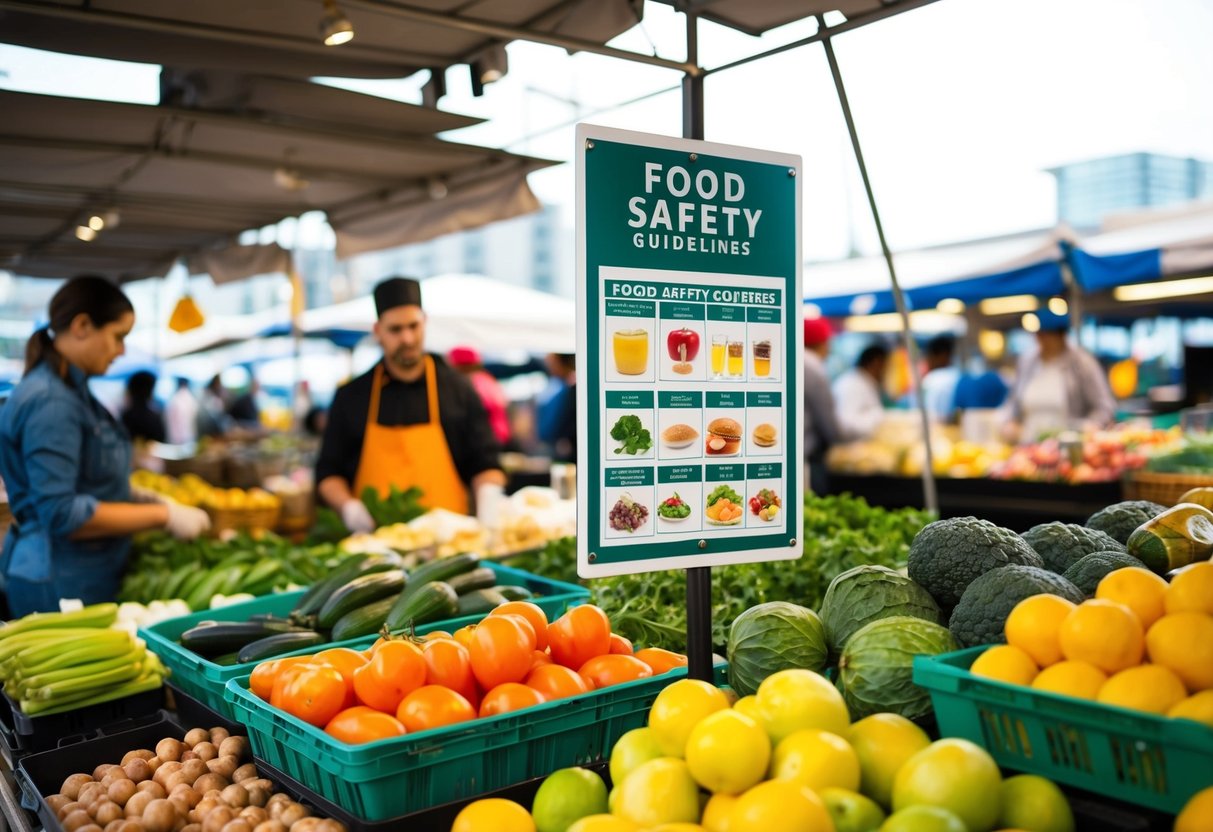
710;334;727;378
613;329;649;375
727;339;744;378
752;340;771;377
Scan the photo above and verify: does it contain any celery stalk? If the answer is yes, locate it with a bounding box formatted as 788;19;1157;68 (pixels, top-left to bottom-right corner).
24;661;143;702
17;647;146;690
20;670;163;717
0;604;118;641
13;631;132;673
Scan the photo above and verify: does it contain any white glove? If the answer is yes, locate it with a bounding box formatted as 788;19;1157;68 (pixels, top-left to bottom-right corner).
165;502;211;540
341;499;376;533
130;486;167;505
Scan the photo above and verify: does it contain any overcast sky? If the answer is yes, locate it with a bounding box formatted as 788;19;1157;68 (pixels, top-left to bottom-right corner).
2;0;1211;264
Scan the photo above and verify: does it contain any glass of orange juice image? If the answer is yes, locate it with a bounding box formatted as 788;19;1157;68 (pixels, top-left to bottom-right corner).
727;339;744;378
710;334;726;378
613;329;649;375
752;340;771;377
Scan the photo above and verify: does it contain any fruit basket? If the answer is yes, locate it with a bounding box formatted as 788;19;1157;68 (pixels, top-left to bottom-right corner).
914;646;1213;814
204;505;282;535
1123;470;1212;506
224;664;728;821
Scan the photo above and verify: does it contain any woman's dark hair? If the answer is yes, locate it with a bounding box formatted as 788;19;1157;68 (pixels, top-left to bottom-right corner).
25;274;134;375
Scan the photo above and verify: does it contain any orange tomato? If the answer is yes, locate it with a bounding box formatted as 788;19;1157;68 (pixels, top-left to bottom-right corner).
633;647;688;675
422;637;476;702
496;613;538;652
325;706;406;744
278;664;347;727
270;660;321;709
396;685;477;732
578;654;653;689
353;640;426;713
479;682;546;718
251;655;313;701
525;663;591;701
609;633;634;655
421;631;453;642
453;625;477;649
489;602;551;651
367;636;387;655
468;615;534;690
530;650;553;671
548;605;612;670
315;647;369;708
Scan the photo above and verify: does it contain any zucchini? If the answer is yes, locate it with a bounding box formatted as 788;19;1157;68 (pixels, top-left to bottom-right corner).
331;593;400;642
236;631;327;664
179;620;304;658
493;585;534;602
291;553;402;618
456;588;508;617
317;569;407;629
402;554;479;599
446;567;497;596
385;582;460;633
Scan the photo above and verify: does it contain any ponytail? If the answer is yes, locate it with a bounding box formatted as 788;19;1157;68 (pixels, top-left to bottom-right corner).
23;327;61;376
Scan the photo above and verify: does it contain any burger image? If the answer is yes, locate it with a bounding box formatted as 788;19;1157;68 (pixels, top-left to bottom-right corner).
661;423;699;449
705;417;742;455
752;423;777;447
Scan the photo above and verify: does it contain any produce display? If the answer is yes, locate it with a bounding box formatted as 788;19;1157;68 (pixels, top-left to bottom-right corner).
449;670;1076;832
118;532;342;611
244;603;688;741
40;724;348;832
0;604;165;716
130;471;281;512
1127;502;1213;573
1143;440;1213;474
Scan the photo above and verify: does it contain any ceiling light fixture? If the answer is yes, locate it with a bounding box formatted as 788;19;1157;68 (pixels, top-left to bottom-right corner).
320;0;355;46
469;44;508;96
75;225;98;242
1113;275;1213;302
936;298;965;315
1022;313;1041;333
87;214;106;232
979;294;1039;316
1048;297;1069;315
274;166;309;191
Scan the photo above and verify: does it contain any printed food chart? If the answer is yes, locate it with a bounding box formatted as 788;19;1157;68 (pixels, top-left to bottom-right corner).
599;267;787;542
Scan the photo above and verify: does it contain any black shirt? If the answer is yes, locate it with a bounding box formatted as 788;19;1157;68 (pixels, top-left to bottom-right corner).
120;403;166;443
315;355;501;490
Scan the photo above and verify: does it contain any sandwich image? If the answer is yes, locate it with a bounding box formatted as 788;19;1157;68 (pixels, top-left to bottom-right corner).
752;423;777;447
661;423;699;449
705;417;742;456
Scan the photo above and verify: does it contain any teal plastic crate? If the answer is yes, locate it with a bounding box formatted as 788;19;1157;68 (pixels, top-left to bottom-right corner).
914;646;1213;814
141;563;588;720
225;663;727;821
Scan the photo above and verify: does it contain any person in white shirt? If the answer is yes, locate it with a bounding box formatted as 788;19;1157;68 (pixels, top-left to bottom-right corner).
164;377;199;445
833;343;889;442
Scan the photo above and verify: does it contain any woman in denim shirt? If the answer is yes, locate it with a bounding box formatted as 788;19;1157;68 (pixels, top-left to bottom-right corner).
0;276;210;616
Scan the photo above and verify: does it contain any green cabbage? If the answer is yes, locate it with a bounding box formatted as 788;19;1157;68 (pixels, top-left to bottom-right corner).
727;601;828;697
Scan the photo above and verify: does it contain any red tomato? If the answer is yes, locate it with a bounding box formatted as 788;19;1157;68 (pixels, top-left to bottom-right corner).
548;605;612;670
468;615;534;690
633;647;689;676
352;640;426;713
489;602;550;651
578;654;653;690
396;685;477;732
479;683;546;718
608;633;634;655
279;664;347;727
324;706;406;744
524;664;591;701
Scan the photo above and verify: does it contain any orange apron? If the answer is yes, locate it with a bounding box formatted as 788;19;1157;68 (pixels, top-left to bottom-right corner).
353;357;470;514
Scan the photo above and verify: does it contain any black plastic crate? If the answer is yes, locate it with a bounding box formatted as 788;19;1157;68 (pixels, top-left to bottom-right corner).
165;682;241;735
1;686;165;757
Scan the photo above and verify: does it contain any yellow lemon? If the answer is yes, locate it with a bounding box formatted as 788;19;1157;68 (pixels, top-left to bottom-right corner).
612;758;700;827
733;695;763;722
700;794;736;832
1168;690;1213;729
1031;661;1107;700
754;669;850;745
648;680;730;757
1146;612;1213;691
892;738;1002;832
451;799;535;832
1058;599;1143;674
847;713;931;809
1176;786;1213;832
728;780;834;832
770;729;860;793
685;709;770;795
1097;665;1187;714
568;817;640;832
970;645;1039;686
1095;567;1169;629
1005;594;1077;667
1166;562;1213;615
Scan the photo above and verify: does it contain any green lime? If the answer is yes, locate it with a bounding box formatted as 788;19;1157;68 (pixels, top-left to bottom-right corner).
532;768;609;832
879;805;967;832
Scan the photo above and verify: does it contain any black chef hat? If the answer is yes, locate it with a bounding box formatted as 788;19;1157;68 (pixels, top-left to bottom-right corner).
373;277;423;317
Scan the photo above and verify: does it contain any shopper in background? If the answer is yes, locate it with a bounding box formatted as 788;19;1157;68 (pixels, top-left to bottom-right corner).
448;345;512;447
1006;310;1116;443
197;374;230;437
538;353;577;463
120;370;166;443
920;335;962;423
165;377;199;445
0;276;210;615
228;377;261;427
834;342;890;442
316;277;505;532
803;317;841;494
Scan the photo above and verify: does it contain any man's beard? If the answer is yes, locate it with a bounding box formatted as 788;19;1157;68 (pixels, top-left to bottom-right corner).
390;347;422;370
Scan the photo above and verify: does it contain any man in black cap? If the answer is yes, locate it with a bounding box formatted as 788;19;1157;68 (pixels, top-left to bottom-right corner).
315;277;506;531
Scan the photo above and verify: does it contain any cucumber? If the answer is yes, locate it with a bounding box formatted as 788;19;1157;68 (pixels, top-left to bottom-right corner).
317;569;407;629
291;553;402;618
493;585;534;602
236;630;326;664
456;588;508;617
239;558;283;592
385;582;459;633
179;620;304;658
402;554;479;599
446;567;497;596
330;593;400;642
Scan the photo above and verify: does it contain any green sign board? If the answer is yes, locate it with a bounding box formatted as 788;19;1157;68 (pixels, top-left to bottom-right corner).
576;124;803;577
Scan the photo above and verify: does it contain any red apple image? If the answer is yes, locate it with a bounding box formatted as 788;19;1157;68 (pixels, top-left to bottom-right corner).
667;327;700;363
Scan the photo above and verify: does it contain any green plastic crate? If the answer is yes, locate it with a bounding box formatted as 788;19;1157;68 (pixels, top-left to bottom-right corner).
141;563;588;721
225;663;727;821
914;646;1213;814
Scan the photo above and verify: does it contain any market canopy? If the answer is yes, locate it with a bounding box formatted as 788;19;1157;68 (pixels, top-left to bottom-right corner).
1068;200;1213;293
0;79;554;282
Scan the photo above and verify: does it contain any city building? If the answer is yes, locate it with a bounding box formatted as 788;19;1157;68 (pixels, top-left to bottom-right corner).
1048;152;1213;230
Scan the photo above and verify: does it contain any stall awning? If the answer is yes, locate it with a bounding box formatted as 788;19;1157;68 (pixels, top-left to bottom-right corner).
1068;201;1213;292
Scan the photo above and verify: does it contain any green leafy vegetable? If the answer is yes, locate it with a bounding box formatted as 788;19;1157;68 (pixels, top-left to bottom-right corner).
658;493;692;519
610;415;653;455
705;484;741;507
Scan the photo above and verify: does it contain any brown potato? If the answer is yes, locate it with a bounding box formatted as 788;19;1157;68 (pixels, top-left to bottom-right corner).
63;812;94;832
105;820;127;832
243;788;269;810
201;807;234;832
252;822;287;832
62;774;94;801
287;819;322;832
220;821;252;832
170;785;201;809
201;791;224;803
141;799;177;832
217;738;247;762
156;739;185;763
77;782;108;808
124;760;152;783
168;795;191;818
108;780;137;807
205;757;236;780
208;728;231;746
153;762;182;787
76;825;104;832
231;765;258;784
121;750;154;766
239;780;272;795
94;800;124;827
124;792;155;819
273;803;309;827
192;774;228;796
191;797;218;820
180;760;209;785
163;772;193;793
179;751;197;763
101;770;132;789
173;818;187;832
47;794;72;815
117;821;146;832
263;795;291;813
93;765;118;781
137;782;167;800
184;728;210;748
238;808;266;826
146;758;163;774
59;802;85;820
220;785;249;809
192;743;218;764
182;825;202;832
314;821;346;832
